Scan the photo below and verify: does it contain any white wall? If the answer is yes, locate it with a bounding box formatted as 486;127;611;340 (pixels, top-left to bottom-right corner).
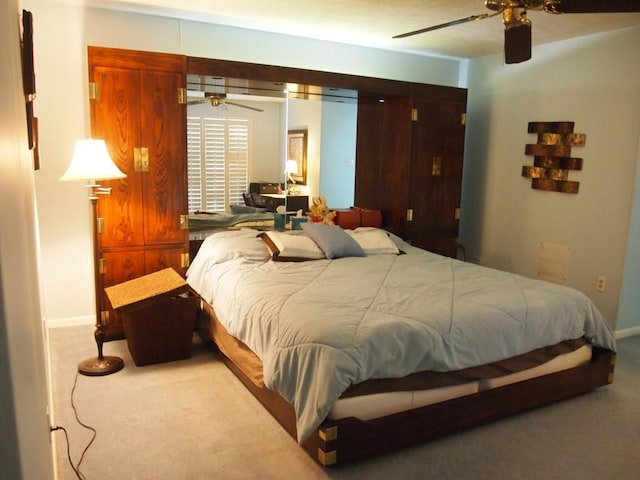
462;26;640;330
25;0;463;325
1;0;55;477
617;138;640;333
320;101;358;209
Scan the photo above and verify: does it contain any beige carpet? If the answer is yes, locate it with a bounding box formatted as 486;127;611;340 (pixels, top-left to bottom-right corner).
48;324;640;480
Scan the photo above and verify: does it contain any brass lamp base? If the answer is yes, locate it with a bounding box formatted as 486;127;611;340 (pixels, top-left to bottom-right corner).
78;355;124;376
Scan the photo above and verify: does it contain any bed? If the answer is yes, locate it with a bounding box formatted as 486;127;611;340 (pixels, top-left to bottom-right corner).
186;224;616;466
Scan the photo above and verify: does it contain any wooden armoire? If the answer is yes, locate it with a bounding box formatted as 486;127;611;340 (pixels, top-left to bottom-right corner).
88;47;189;339
355;91;467;258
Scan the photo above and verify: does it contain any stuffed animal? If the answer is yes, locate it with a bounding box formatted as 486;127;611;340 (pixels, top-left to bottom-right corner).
309;195;336;225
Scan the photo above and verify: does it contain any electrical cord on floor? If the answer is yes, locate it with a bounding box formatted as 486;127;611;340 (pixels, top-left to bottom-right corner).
50;371;97;480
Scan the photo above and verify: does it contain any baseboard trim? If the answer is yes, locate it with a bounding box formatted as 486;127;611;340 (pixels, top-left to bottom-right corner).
615;325;640;339
46;315;94;328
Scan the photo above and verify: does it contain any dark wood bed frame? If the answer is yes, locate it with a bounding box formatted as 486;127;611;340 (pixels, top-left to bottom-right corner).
197;300;615;467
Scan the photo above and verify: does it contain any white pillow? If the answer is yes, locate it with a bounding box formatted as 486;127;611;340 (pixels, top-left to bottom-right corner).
209;235;271;264
260;231;325;261
347;228;400;255
193;230;270;265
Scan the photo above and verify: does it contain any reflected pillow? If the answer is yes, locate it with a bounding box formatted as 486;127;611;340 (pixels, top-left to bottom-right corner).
230;205;268;214
301;222;365;259
259;231;325;262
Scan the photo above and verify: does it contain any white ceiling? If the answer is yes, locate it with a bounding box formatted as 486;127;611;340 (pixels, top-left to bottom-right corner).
81;0;640;59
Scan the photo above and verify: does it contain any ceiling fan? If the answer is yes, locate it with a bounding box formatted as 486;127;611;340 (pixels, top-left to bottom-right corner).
394;0;640;64
187;93;264;112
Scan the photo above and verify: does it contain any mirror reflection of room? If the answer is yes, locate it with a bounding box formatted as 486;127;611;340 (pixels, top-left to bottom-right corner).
186;74;357;232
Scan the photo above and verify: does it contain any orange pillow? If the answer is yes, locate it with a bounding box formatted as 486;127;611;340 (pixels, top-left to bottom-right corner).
359;208;382;228
334;210;361;230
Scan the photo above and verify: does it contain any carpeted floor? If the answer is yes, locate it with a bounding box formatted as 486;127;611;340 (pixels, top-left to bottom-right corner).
48;324;640;480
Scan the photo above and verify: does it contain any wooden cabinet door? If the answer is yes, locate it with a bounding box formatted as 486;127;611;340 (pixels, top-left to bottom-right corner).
92;66;145;249
100;250;145;339
407;98;466;257
355;92;413;237
139;70;187;247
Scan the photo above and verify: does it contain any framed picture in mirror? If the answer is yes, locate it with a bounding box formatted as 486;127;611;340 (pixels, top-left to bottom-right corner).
287;129;307;186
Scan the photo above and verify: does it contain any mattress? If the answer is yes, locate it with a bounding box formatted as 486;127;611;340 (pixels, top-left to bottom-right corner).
201;299;592;423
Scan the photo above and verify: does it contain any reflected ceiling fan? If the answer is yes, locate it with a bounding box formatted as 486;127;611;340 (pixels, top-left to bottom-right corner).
394;0;640;64
187;93;264;112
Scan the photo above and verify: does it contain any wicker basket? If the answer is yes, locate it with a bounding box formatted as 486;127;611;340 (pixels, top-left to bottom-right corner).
105;268;199;366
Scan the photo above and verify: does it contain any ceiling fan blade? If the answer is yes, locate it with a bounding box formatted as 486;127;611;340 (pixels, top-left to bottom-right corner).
226;100;264;112
187;99;206;105
393;14;491;39
546;0;640;13
504;21;532;64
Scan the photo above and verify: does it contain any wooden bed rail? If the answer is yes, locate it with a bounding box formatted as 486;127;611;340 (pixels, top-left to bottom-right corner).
198;302;615;467
303;347;615;466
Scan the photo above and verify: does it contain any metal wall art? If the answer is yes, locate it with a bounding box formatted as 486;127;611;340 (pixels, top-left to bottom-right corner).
521;121;585;193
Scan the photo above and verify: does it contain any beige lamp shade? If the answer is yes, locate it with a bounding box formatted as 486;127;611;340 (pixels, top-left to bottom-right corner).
60;139;126;181
285;159;298;175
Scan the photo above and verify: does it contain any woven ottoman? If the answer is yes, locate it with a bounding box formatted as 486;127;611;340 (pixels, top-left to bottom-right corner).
105;268;199;366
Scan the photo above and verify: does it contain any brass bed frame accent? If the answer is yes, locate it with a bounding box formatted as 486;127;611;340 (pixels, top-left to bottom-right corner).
197;299;615;467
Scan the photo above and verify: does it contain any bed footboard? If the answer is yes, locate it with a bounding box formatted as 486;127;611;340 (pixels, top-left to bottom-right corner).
304;347;615;465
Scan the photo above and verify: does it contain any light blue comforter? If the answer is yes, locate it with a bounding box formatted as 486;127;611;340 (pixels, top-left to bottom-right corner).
187;231;616;443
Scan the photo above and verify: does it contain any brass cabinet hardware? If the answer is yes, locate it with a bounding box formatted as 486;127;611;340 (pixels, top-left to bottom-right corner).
89;82;99;100
134;147;150;172
178;87;187;104
180;214;189;230
432;156;442;176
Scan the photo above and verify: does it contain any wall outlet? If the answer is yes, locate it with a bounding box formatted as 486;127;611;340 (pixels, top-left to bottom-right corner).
596;276;606;292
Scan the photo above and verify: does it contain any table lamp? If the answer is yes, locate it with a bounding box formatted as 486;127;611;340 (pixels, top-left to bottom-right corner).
285;159;299;195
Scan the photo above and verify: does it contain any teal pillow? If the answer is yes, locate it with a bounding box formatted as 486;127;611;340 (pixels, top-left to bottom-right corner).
301;222;365;259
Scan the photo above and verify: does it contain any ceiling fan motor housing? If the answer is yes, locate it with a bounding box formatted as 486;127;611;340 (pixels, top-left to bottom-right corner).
485;0;547;11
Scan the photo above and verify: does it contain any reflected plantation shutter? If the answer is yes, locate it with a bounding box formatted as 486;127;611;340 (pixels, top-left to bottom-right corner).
187;118;203;212
187;117;250;213
228;121;249;207
204;121;226;212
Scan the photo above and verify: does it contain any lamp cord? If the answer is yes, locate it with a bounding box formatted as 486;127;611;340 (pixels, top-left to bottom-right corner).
50;371;97;480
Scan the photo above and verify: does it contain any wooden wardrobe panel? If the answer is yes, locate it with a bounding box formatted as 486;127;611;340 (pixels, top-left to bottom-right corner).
355;92;413;237
91;66;145;248
139;70;188;247
100;249;145;339
408;98;466;257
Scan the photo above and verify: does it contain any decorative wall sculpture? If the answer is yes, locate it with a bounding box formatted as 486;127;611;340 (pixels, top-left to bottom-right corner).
521;121;585;193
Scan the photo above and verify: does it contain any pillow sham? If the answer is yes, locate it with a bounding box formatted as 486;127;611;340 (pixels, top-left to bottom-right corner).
187;230;270;282
210;234;271;264
301;222;365;259
347;228;400;255
259;231;325;262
